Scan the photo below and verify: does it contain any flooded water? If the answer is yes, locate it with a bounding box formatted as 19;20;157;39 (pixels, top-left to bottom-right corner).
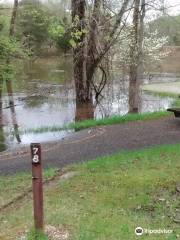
0;56;175;151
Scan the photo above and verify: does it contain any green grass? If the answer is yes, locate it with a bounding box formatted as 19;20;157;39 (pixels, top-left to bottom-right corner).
18;111;170;135
67;111;170;131
0;168;57;209
27;229;48;240
1;144;180;239
142;89;179;98
171;98;180;107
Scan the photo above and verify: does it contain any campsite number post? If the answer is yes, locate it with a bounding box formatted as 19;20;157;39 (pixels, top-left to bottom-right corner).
31;143;44;232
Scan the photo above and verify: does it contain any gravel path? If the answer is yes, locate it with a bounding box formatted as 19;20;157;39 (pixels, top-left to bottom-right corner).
0;116;180;175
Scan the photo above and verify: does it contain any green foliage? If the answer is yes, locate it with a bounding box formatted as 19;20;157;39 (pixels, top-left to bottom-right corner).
18;1;50;54
0;36;25;81
0;10;25;84
48;17;71;52
0;37;20;59
0;15;10;35
70;15;88;49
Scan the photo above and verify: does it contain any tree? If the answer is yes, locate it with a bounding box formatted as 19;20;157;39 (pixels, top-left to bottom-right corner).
7;0;21;143
71;0;131;105
128;0;141;113
18;0;50;55
128;0;171;112
48;16;71;53
138;0;145;81
0;0;22;148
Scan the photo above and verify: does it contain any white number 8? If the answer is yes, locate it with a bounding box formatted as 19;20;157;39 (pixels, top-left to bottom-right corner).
33;155;39;163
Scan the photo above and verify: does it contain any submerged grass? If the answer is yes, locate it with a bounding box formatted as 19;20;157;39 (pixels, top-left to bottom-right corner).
142;89;180;108
1;144;180;239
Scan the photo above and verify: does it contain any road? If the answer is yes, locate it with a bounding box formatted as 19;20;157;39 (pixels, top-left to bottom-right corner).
0;116;180;175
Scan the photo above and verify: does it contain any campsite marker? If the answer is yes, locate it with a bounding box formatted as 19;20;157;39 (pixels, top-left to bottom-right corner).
31;143;44;232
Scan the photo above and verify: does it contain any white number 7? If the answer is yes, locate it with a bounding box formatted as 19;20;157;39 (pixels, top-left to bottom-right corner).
33;147;38;155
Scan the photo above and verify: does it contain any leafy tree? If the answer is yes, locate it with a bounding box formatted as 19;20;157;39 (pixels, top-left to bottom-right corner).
17;0;50;55
48;16;71;53
0;20;23;81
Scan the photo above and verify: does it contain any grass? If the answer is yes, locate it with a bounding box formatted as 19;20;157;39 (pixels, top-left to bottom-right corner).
27;230;48;240
1;144;180;239
142;89;179;98
0;168;57;209
141;82;180;96
67;111;170;131
18;111;170;135
171;98;180;108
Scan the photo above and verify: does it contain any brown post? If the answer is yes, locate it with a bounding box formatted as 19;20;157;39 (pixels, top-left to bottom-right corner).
31;143;44;232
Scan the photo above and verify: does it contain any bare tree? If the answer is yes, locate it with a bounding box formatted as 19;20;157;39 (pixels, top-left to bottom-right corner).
9;0;19;36
128;0;141;113
72;0;131;105
138;0;145;81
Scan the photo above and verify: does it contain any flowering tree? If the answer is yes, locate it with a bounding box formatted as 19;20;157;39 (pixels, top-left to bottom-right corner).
114;29;169;69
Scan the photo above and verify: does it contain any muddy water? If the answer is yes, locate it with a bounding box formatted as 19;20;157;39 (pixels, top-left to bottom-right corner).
1;56;174;150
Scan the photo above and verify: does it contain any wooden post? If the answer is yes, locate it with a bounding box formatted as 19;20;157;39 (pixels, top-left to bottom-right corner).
31;143;44;232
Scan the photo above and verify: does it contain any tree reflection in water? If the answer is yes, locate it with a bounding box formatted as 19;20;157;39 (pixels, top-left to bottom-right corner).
0;81;6;152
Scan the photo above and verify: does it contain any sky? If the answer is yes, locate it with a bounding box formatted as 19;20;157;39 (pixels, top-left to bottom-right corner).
166;0;180;15
1;0;180;16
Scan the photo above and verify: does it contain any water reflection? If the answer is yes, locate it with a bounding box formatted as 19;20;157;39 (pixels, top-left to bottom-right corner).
0;123;5;152
0;82;6;151
6;80;21;144
0;56;175;150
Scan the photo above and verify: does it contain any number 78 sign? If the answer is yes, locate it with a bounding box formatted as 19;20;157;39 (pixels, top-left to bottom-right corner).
30;143;44;231
31;143;41;164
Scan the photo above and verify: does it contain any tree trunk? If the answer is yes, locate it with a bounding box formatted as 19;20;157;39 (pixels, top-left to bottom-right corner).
128;0;140;113
71;0;131;105
75;101;94;121
72;0;92;103
7;0;21;143
9;0;18;36
138;0;145;82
